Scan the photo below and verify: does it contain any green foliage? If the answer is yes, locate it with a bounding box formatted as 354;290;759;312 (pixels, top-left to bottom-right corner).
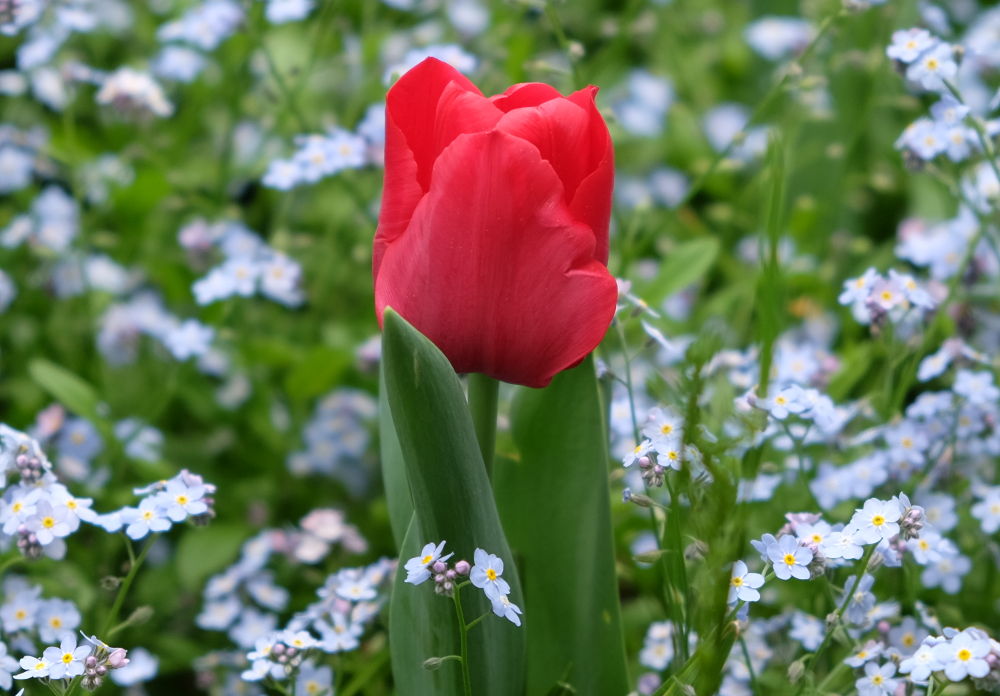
381;310;525;696
496;357;630;696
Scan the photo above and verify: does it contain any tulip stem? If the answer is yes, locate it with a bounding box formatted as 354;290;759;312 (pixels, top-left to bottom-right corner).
468;373;499;480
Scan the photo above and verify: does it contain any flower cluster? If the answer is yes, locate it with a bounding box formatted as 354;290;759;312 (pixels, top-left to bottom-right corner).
262;127;373;191
182;218;306;308
901;627;1000;689
1;422;215;557
622;406;701;487
195;509;385;689
886;28;959;93
838;267;937;327
285;388;377;492
15;633;130;690
405;541;523;627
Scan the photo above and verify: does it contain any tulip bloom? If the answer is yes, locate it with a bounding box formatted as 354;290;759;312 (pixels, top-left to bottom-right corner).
373;58;617;388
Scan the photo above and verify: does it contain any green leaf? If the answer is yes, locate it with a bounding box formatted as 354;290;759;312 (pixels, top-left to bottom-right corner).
175;524;246;591
382;309;525;696
378;361;413;548
496;357;630;696
639;237;720;306
28;359;102;422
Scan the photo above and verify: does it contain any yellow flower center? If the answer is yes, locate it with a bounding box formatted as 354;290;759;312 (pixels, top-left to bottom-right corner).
176;495;189;505
50;617;63;628
660;424;673;435
958;648;972;662
903;634;915;647
872;675;884;685
15;609;27;620
731;576;743;587
421;554;433;565
871;515;885;527
62;652;74;664
42;516;55;528
783;553;796;566
486;568;498;581
66;500;78;509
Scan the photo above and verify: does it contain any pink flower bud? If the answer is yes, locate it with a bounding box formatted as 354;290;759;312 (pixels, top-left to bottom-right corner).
432;560;448;574
454;560;471;575
107;649;129;669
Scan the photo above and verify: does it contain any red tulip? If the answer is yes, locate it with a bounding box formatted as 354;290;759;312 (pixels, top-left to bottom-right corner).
373;58;617;388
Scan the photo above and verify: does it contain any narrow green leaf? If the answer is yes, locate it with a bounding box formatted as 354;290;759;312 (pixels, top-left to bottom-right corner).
28;359;102;422
382;309;525;696
640;237;720;306
496;357;630;696
378;361;413;548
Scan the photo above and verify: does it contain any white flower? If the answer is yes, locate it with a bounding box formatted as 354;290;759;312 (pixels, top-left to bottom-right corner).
470;548;511;601
120;498;172;540
932;629;991;681
403;540;452;585
490;594;523;627
13;655;50;680
42;634;90;679
899;641;942;681
728;560;765;603
161;480;208;522
622;439;653;468
850;498;903;545
855;661;898;696
767;535;812;581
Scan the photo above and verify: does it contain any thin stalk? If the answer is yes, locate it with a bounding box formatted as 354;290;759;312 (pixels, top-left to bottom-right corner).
100;536;154;637
452;588;473;696
739;636;758;695
465;611;490;632
804;544;878;680
468;373;499;481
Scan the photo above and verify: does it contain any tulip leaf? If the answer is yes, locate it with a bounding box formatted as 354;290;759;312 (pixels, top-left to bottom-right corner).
381;309;525;696
640;237;720;306
378;361;412;548
496;357;630;696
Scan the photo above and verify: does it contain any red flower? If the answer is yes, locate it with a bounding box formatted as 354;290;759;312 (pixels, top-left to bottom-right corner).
373;58;617;388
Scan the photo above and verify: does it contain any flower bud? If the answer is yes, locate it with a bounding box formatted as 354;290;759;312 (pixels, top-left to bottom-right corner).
432;560;448;574
423;657;445;671
454;560;470;576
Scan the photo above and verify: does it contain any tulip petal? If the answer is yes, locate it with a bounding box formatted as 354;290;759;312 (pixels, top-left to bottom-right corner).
375;58;502;278
375;130;617;388
567;86;614;264
490;82;565;112
496;98;592;206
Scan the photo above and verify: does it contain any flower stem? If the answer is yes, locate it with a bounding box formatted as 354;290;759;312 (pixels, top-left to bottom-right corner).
468;373;499;481
465;611;490;632
452;588;474;696
101;535;154;637
804;544;878;681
